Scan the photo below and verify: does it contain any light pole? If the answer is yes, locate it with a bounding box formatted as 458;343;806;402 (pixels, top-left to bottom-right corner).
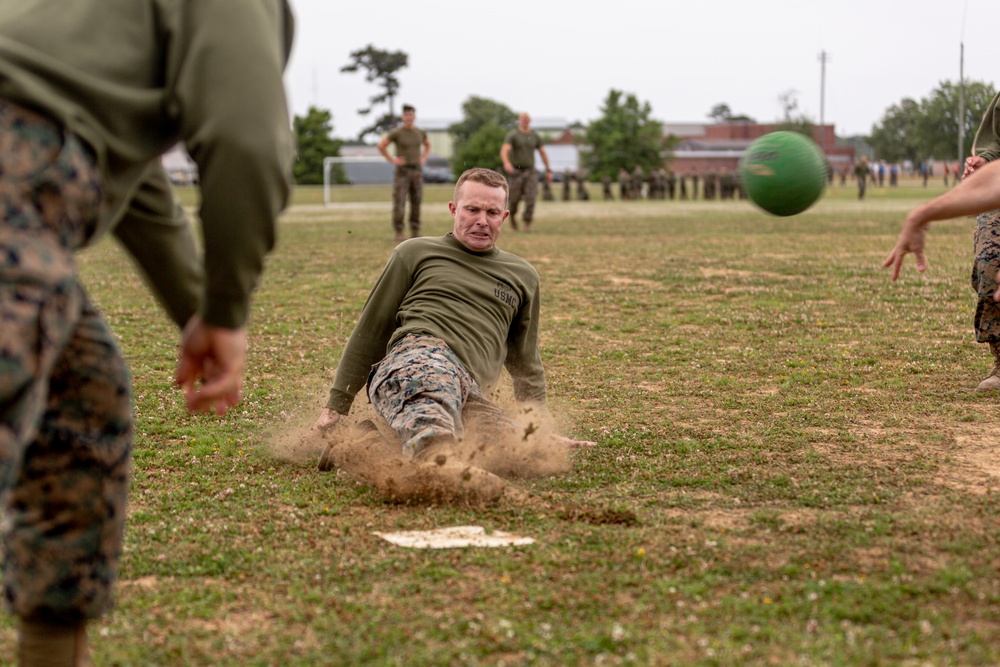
817;50;830;150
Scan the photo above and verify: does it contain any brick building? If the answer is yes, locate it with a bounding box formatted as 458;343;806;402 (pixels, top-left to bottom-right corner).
668;121;855;175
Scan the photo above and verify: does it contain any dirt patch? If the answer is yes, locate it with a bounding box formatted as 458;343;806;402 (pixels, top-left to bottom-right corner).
934;427;1000;495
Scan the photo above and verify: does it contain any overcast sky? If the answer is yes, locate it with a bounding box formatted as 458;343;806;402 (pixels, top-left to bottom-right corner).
284;0;994;143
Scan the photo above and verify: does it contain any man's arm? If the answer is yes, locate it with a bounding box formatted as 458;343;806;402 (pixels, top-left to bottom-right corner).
504;276;547;406
176;0;294;330
378;133;404;166
500;142;514;174
112;163;202;328
884;159;1000;291
323;250;414;416
419;133;431;165
537;145;553;182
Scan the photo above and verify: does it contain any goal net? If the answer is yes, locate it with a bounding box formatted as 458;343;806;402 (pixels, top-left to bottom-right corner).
323;156;394;206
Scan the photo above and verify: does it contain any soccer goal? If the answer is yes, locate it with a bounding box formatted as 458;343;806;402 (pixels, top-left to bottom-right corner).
323;156;394;206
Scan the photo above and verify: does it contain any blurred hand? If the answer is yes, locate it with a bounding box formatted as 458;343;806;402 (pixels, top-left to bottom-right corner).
314;408;341;433
882;219;928;281
963;156;986;180
556;435;597;448
174;315;247;415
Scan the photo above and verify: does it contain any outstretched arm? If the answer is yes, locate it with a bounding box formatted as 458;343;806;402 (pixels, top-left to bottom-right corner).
883;159;1000;292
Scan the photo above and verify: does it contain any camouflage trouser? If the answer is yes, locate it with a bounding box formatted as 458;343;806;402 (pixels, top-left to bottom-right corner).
392;167;423;234
507;168;538;224
0;100;132;623
972;210;1000;343
369;334;517;458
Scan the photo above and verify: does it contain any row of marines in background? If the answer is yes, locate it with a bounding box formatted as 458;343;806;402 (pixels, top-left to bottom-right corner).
544;166;747;202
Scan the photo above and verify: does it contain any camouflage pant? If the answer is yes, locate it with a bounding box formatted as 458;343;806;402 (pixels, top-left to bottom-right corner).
972;210;1000;343
0;100;131;623
369;334;517;458
507;168;538;224
392;167;423;234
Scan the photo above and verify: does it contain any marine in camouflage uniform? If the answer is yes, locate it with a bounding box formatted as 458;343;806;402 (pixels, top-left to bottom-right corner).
0;103;128;628
379;105;431;241
619;168;632;201
319;169;550;464
601;174;614;201
969;92;1000;389
632;166;645;200
501;113;552;231
0;1;294;661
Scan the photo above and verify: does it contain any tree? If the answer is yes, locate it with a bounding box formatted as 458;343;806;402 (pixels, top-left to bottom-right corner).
775;89;814;138
708;103;732;123
448;96;518;178
341;45;409;140
869;80;997;162
918;80;996;160
708;102;756;124
582;90;668;181
867;98;923;164
292;106;345;185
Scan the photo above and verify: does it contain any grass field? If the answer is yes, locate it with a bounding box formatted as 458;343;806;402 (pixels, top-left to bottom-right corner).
2;178;998;665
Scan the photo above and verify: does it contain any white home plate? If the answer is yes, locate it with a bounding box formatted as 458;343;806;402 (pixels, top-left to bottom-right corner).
373;525;535;549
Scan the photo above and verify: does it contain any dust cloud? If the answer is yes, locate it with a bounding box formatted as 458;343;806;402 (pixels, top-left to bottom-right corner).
267;396;583;506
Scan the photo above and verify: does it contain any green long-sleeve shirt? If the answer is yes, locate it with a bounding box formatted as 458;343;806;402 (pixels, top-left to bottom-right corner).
0;0;295;328
327;233;547;415
973;91;1000;164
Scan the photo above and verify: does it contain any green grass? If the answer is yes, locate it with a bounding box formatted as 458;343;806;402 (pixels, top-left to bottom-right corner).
3;176;999;665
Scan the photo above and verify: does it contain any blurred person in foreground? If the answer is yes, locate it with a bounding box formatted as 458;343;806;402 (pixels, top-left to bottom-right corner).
0;1;295;663
314;168;593;503
960;90;1000;390
884;159;1000;386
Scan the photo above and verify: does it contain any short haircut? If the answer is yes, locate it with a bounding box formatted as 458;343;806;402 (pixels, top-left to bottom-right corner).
402;104;415;113
454;167;509;204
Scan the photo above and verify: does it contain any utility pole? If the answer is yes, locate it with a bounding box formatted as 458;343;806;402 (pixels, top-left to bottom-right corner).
817;50;830;150
958;0;968;162
958;42;965;162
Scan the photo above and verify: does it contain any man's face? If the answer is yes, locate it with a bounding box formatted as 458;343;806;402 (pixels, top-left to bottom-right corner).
449;181;509;252
518;113;530;131
402;109;415;127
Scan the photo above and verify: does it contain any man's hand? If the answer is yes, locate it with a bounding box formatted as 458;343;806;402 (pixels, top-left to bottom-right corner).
314;408;341;433
555;435;597;448
175;315;247;415
882;218;928;281
964;156;986;180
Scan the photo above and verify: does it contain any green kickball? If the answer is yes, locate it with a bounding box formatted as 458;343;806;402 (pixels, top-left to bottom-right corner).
739;131;827;216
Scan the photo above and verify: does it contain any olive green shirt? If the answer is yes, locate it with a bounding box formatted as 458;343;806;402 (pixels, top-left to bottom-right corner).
385;125;428;167
326;233;546;415
503;129;544;170
0;0;295;328
973;91;1000;164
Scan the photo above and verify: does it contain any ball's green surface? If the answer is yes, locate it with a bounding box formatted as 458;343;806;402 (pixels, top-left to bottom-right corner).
739;131;827;216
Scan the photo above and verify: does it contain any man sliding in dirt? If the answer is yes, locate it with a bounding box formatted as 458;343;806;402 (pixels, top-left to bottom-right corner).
314;167;593;504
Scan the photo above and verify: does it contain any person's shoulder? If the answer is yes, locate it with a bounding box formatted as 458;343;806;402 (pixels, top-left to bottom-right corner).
494;246;539;275
395;235;449;256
